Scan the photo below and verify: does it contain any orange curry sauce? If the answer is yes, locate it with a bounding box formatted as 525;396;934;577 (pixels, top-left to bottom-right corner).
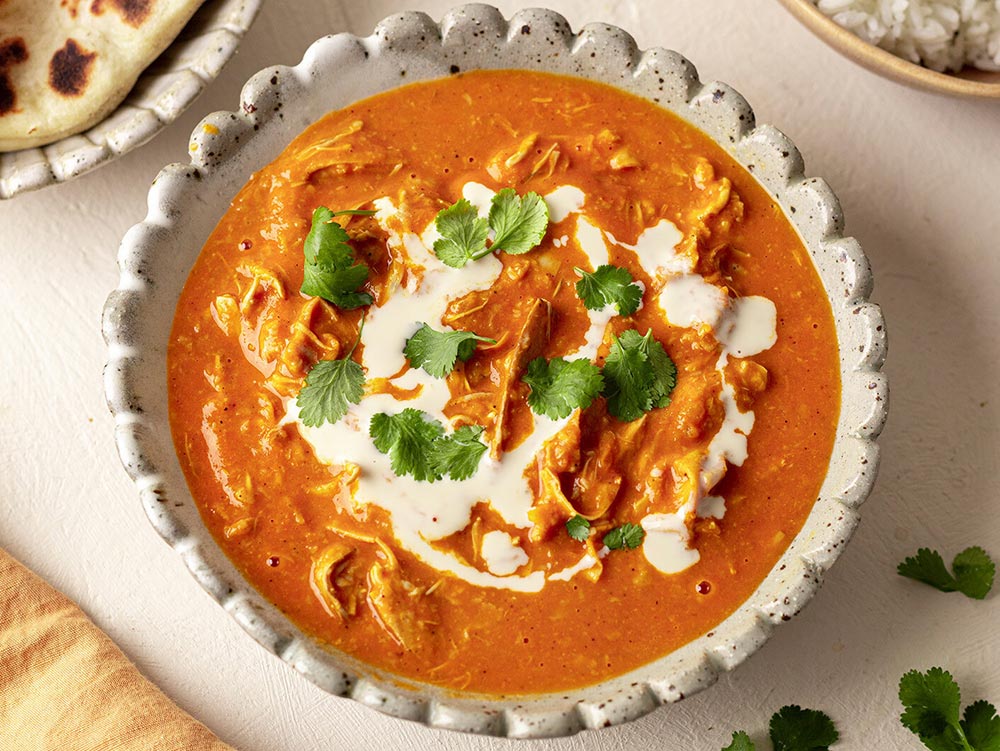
168;70;839;694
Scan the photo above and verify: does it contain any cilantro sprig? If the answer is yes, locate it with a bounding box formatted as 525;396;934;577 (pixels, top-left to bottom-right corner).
602;329;677;422
899;668;1000;751
301;206;374;309
723;732;756;751
403;323;495;378
724;706;839;751
370;409;488;482
296;321;365;428
433;188;549;268
522;357;604;420
603;523;644;551
898;547;995;600
575;264;643;315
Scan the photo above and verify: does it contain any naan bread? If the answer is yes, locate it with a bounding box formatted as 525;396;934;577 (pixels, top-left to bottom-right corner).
0;0;205;152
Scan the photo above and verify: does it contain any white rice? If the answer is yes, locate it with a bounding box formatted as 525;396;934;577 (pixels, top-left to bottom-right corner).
814;0;1000;72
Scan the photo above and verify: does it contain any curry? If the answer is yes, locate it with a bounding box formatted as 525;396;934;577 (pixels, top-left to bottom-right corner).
167;70;840;694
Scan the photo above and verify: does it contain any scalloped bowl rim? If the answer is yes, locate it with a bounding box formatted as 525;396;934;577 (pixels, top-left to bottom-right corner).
102;4;888;739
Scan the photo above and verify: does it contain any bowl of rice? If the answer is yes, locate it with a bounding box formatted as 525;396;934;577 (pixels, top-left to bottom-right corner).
777;0;1000;99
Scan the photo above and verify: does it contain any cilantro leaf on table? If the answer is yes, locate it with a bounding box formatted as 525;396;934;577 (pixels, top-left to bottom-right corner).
575;264;643;315
432;199;489;268
602;329;677;421
769;706;839;751
722;731;756;751
403;323;495;378
898;546;995;600
565;514;591;542
370;409;445;482
429;424;488;481
900;668;975;751
488;188;550;255
522;357;604;420
370;410;488;482
296;324;365;427
301;206;373;310
724;707;839;751
962;701;1000;751
603;523;644;551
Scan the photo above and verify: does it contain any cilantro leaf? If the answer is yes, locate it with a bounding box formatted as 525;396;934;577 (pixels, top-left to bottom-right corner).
722;731;756;751
565;514;591;542
962;701;1000;751
575;264;643;315
370;409;444;482
602;329;676;421
898;548;956;592
404;323;495;378
430;424;488;481
900;668;1000;751
301;206;373;309
523;357;604;420
433;199;489;268
304;207;353;266
900;668;964;749
371;410;488;482
952;547;996;600
603;523;644;551
602;331;654;421
899;547;995;600
645;331;678;408
488;188;549;255
302;262;371;310
296;354;365;428
769;706;839;751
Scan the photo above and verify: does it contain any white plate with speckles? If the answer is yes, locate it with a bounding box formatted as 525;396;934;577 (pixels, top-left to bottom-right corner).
0;0;261;200
103;4;888;738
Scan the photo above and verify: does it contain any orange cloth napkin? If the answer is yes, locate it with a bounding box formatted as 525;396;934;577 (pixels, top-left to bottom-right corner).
0;549;235;750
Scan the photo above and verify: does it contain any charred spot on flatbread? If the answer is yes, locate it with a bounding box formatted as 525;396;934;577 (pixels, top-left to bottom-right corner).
59;0;83;17
89;0;154;28
0;37;28;117
49;38;97;97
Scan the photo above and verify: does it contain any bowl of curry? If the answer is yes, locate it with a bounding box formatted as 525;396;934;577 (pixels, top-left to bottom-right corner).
103;5;888;738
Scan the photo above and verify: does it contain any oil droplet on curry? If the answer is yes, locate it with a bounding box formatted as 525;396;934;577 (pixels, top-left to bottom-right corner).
168;70;839;694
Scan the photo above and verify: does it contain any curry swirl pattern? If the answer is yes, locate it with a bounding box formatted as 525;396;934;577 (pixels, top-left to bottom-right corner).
103;5;888;738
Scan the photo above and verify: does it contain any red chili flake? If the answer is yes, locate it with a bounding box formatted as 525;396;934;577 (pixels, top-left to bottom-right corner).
696;580;711;595
266;556;280;567
239;239;252;250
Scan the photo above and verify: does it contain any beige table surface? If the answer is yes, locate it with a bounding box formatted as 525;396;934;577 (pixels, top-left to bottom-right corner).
1;1;998;749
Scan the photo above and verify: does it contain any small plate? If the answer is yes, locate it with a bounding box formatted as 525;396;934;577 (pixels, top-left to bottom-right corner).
777;0;1000;100
0;0;262;200
103;5;888;738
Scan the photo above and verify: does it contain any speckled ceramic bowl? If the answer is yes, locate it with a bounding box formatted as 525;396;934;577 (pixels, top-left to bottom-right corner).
0;0;262;200
103;5;888;738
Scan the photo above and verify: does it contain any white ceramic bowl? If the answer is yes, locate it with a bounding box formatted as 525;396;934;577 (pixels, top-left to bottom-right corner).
103;5;888;738
0;0;262;200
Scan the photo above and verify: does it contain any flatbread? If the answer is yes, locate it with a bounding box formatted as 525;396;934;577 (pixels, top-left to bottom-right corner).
0;0;205;152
